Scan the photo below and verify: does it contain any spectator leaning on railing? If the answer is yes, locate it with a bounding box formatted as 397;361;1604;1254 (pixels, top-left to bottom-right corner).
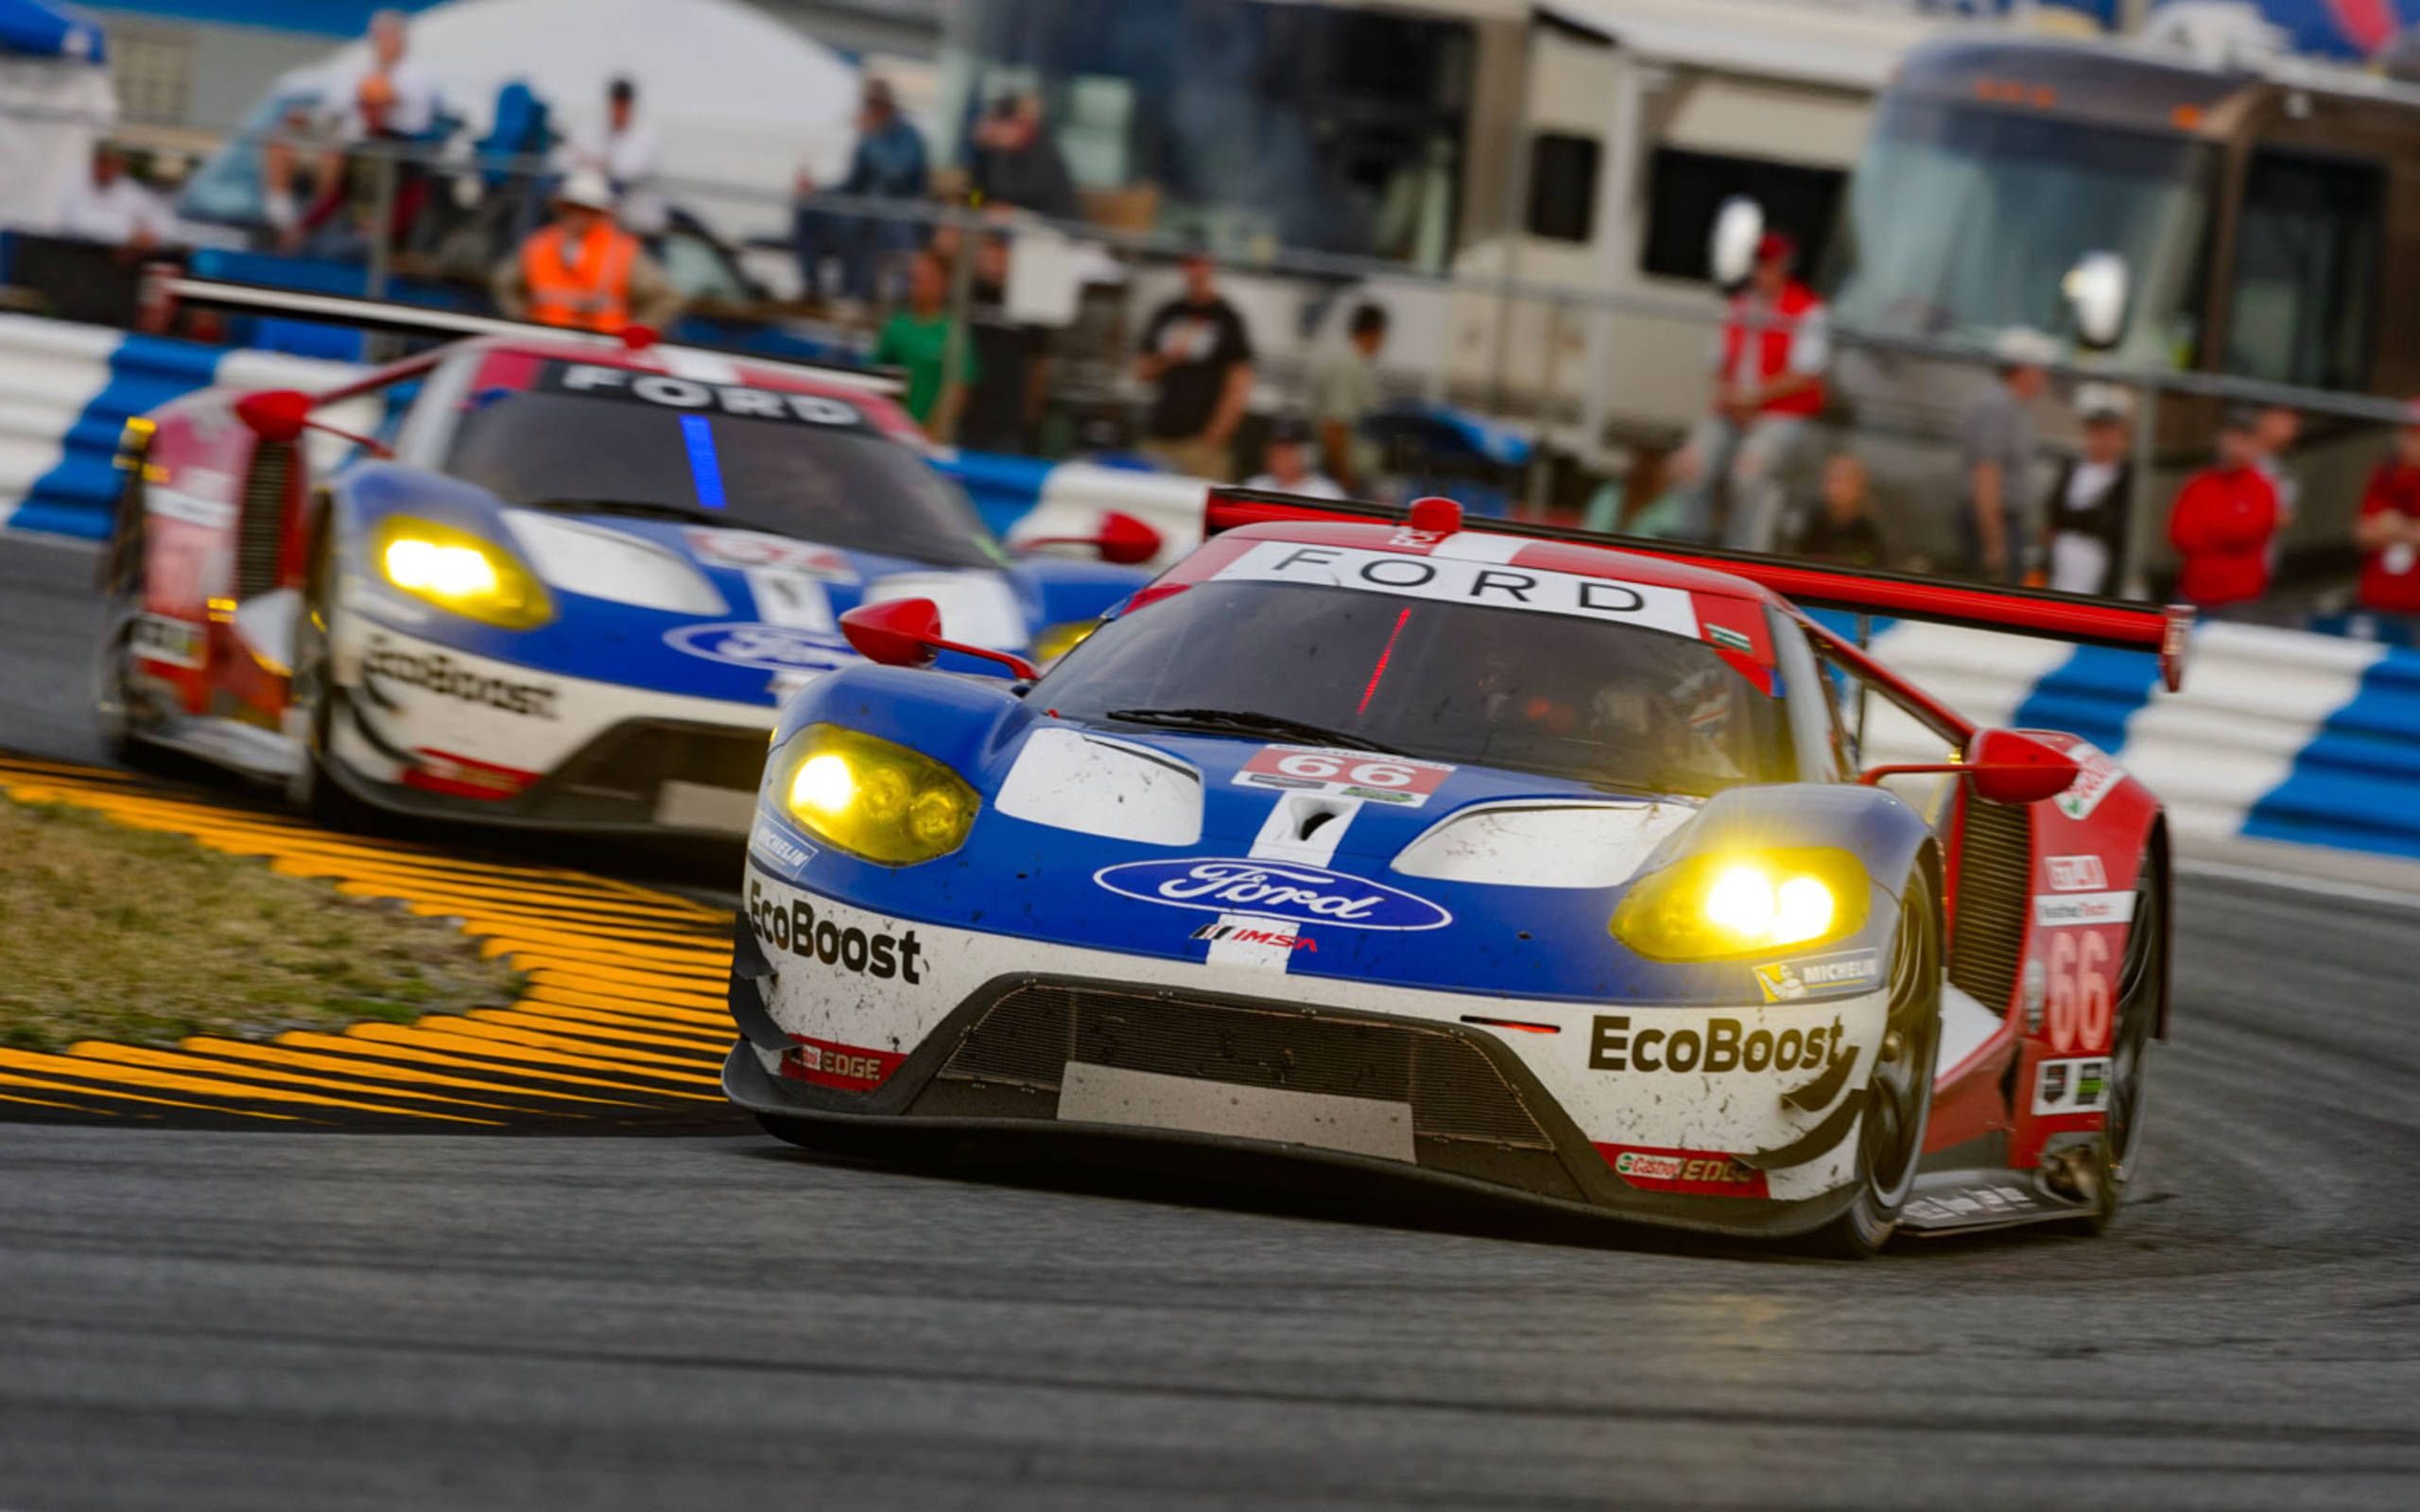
56;144;174;254
793;78;927;308
564;77;664;239
2354;401;2420;631
2168;405;2280;616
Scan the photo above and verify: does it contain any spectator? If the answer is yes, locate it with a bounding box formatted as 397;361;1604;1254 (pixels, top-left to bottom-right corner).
969;94;1079;222
2044;384;2135;597
565;77;664;238
959;234;1050;454
268;10;441;254
2168;407;2280;615
492;170;679;334
2353;402;2420;628
1308;301;1389;495
1787;455;1888;569
793;78;927;307
873;249;977;438
57;144;173;252
1674;230;1828;550
1135;247;1254;480
1244;417;1346;499
1959;327;2056;583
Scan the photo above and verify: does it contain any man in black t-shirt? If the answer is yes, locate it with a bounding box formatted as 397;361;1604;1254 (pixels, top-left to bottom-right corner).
1135;249;1254;480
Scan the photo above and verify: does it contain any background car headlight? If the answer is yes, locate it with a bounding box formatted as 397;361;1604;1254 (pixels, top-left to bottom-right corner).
782;724;979;865
1611;848;1871;960
373;516;552;629
1029;619;1099;664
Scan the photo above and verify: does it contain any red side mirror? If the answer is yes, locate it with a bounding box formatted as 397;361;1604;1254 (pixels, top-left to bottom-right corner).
234;388;311;444
1017;509;1165;565
839;597;943;668
1859;729;2082;806
1964;730;2083;806
839;598;1042;682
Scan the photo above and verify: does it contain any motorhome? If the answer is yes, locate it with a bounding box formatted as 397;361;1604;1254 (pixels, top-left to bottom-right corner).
1816;20;2420;578
938;0;1962;459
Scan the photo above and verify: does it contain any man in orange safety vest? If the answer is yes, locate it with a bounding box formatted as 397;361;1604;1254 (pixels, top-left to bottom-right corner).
493;169;680;334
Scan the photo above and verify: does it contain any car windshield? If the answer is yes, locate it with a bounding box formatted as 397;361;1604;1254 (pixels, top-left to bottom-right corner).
443;387;1002;570
1828;99;2217;361
1038;581;1792;796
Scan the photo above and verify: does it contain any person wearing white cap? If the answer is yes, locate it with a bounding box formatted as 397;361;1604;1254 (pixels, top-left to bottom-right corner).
1958;326;2058;582
492;169;680;334
2044;382;2135;596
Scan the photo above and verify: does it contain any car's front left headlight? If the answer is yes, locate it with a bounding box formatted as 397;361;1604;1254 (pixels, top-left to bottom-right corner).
1611;848;1872;961
373;515;553;629
780;724;980;865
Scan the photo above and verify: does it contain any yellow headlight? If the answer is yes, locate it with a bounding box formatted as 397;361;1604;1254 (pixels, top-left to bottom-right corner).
781;725;980;865
1612;849;1870;961
1029;620;1100;664
372;517;552;630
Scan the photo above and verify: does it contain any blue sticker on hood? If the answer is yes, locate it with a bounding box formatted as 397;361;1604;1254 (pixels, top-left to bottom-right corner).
1093;857;1452;931
665;621;856;674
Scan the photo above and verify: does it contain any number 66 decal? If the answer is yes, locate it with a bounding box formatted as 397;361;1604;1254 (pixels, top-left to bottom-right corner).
1236;745;1456;807
2046;930;2113;1054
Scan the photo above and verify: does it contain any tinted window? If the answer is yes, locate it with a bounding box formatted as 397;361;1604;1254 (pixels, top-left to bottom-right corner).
1642;147;1845;283
1527;132;1601;244
2223;148;2382;390
1041;581;1792;795
443;391;999;569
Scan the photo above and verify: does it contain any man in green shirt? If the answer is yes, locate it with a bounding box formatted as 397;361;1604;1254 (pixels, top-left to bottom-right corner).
873;250;978;438
1307;302;1389;494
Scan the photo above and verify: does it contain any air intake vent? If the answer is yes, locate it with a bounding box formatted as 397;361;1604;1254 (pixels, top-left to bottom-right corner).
1948;796;2031;1014
235;441;294;599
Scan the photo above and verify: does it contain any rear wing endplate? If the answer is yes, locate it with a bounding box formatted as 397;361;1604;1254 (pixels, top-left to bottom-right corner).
1204;488;2194;693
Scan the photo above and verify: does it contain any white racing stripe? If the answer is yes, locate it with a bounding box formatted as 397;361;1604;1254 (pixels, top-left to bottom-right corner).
1429;531;1530;564
1201;791;1366;971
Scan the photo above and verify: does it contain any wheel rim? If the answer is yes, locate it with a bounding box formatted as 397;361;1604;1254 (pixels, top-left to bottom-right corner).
1862;878;1939;1199
2103;853;2161;1177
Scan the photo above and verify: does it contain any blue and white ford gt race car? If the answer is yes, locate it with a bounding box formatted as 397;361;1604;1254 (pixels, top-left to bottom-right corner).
724;491;2187;1253
102;329;1153;836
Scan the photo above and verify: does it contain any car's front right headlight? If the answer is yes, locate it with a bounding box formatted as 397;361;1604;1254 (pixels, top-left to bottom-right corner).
780;724;980;865
373;515;553;629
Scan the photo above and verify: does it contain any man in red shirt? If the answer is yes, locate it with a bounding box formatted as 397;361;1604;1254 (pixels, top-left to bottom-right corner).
2168;408;2279;613
2355;403;2420;627
1674;230;1828;550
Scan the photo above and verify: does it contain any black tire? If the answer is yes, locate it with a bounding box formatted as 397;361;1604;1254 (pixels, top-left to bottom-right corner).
91;604;156;769
2065;845;2163;1236
1806;865;1944;1259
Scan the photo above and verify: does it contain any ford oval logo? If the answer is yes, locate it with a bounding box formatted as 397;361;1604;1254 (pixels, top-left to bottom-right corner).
665;622;856;674
1092;857;1452;932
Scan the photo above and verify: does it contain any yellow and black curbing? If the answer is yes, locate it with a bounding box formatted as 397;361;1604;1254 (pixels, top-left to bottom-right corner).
0;754;736;1130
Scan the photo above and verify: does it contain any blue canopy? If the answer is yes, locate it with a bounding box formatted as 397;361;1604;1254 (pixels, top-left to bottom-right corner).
0;0;105;62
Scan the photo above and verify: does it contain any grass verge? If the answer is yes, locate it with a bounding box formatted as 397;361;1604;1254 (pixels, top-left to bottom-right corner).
0;795;521;1052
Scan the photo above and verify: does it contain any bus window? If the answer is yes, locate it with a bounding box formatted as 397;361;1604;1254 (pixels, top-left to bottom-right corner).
2221;148;2384;392
1527;132;1601;244
1640;147;1845;284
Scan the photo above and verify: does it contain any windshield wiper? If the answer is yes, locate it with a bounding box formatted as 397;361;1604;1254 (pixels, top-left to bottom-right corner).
1104;708;1408;756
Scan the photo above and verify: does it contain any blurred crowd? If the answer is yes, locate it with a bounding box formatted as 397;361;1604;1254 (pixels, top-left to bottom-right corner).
26;9;2420;636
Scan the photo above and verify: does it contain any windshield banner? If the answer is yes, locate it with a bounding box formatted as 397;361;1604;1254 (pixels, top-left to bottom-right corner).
1210;541;1702;639
540;363;873;432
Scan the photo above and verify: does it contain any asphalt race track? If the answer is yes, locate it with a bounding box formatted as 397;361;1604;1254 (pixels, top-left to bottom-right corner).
3;536;2417;1509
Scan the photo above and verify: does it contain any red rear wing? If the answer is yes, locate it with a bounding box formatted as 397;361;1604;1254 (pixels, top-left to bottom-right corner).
1203;489;2194;693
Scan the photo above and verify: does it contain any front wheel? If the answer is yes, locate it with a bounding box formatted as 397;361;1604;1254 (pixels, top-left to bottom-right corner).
1806;864;1942;1259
